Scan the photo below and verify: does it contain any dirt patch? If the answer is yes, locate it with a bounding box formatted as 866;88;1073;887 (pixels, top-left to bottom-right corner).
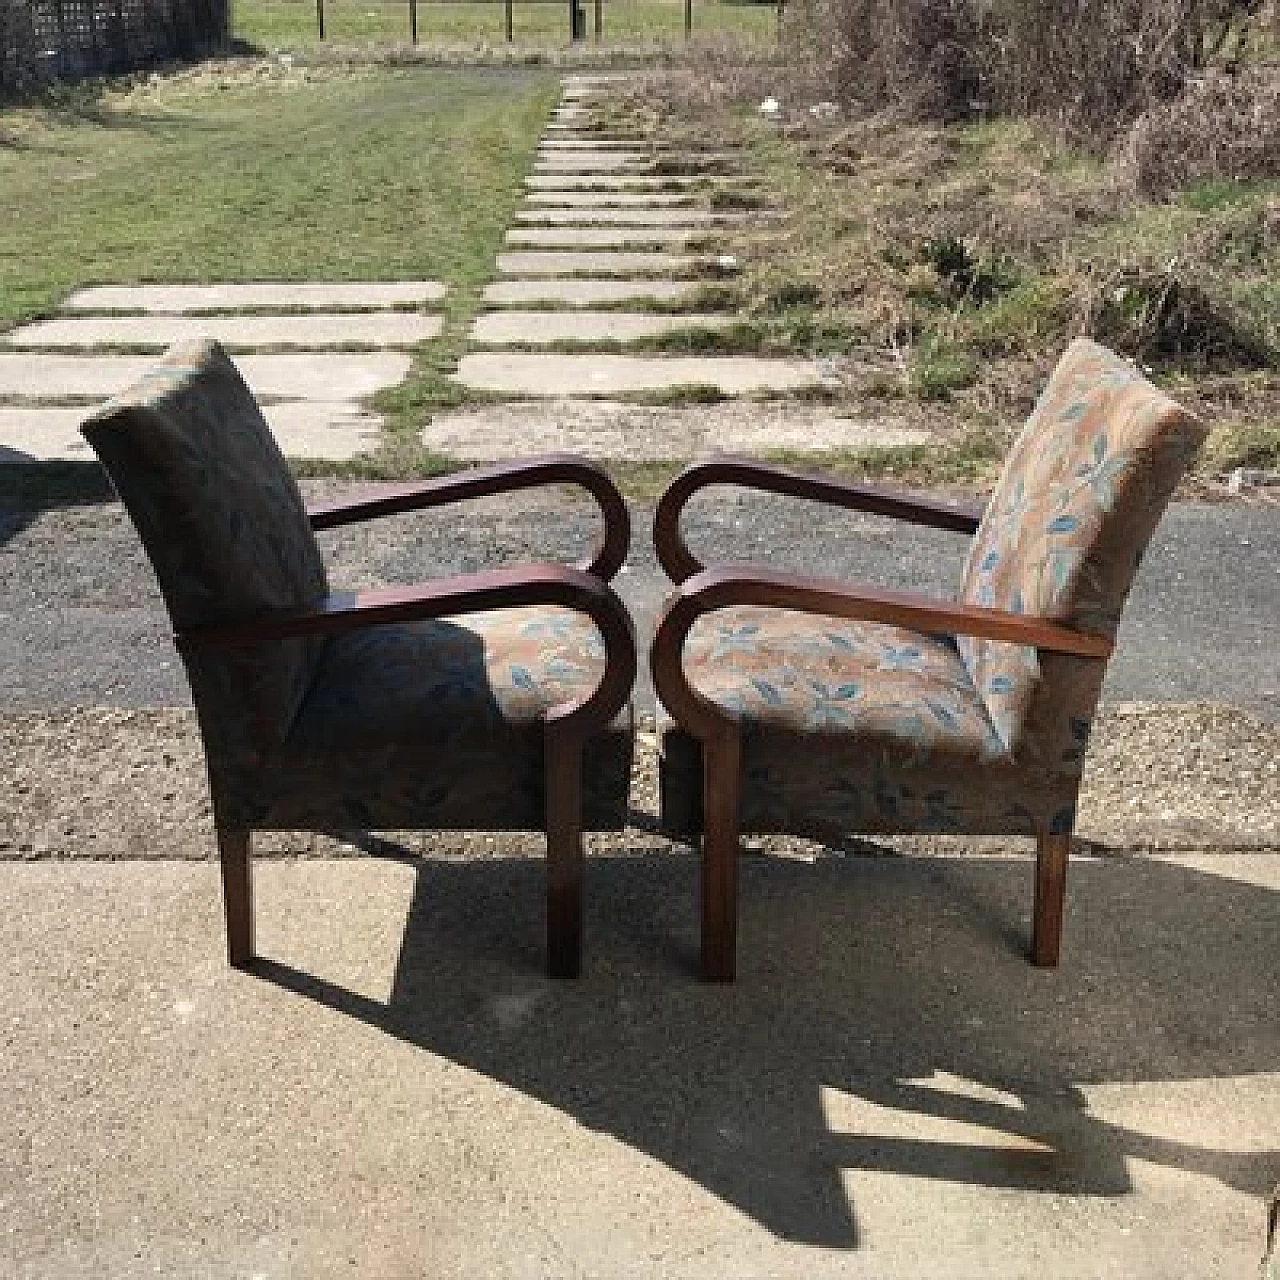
423;398;932;460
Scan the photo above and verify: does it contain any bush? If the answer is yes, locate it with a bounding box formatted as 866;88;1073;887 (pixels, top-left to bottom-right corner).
1085;264;1273;367
1116;67;1280;196
788;0;1275;143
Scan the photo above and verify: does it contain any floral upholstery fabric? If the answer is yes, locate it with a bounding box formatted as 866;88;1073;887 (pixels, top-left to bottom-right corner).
659;339;1205;840
959;338;1208;765
675;607;1006;763
82;340;632;834
658;607;1074;838
80;339;328;746
240;606;631;831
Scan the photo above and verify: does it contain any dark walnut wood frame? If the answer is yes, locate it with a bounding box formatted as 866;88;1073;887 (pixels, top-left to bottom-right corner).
650;456;1113;982
177;455;637;980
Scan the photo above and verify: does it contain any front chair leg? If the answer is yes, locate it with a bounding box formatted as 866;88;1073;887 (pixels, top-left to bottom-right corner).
701;734;742;982
544;733;584;979
1032;828;1071;968
216;826;254;968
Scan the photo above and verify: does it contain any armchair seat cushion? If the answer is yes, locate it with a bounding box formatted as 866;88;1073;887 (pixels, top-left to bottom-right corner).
239;606;632;831
659;606;1079;839
678;605;1006;760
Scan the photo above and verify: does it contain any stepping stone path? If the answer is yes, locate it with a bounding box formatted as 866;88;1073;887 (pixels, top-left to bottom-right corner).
0;74;920;468
451;74;838;421
0;281;446;462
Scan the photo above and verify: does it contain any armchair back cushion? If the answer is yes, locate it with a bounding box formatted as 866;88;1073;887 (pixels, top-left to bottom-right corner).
958;339;1206;770
81;340;330;748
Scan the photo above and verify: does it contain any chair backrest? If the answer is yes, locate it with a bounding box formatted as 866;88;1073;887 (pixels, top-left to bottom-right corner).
81;339;329;746
958;338;1207;766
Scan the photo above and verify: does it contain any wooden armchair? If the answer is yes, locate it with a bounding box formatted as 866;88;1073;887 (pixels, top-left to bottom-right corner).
81;339;636;978
651;339;1207;981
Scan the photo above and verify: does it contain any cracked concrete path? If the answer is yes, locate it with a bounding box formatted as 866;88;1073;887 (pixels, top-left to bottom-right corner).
2;851;1273;1278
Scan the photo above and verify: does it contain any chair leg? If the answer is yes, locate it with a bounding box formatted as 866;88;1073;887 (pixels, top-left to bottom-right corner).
545;734;584;979
701;734;742;983
216;826;254;969
1031;829;1071;968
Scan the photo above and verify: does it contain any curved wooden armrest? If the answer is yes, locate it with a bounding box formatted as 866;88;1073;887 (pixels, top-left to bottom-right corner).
653;454;984;584
177;564;636;735
306;453;630;582
651;565;1111;739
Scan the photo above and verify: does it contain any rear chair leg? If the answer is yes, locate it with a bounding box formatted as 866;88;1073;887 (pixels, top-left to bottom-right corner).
1032;829;1071;968
545;734;584;979
701;735;742;983
216;826;254;968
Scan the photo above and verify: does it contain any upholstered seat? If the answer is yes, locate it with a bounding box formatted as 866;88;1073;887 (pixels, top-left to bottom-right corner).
81;339;636;977
260;608;631;831
652;339;1208;980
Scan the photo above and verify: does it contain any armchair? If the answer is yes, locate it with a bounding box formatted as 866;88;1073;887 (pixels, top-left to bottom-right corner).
651;339;1207;980
81;339;636;978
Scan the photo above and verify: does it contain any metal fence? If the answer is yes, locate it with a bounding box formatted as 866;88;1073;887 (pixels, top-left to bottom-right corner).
0;0;230;92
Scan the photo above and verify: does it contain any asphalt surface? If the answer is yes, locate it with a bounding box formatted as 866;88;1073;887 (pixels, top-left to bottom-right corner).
1;488;1277;721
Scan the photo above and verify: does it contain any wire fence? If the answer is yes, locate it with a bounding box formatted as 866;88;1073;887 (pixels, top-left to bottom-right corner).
0;0;229;92
237;0;780;48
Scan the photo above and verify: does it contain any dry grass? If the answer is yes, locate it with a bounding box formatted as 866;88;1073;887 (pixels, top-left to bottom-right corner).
1116;65;1280;196
783;0;1279;143
607;63;1280;467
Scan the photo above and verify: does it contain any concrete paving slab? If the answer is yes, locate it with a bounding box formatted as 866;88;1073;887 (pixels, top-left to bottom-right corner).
4;312;442;350
0;401;383;461
423;399;933;460
0;852;1275;1277
495;250;699;276
534;151;652;172
515;207;722;226
561;72;630;86
481;278;705;306
259;400;383;459
468;310;736;345
0;351;411;400
526;174;709;190
63;281;447;313
504;226;700;248
539;138;662;150
524;190;700;208
0;406;95;461
540;137;741;155
454;352;834;396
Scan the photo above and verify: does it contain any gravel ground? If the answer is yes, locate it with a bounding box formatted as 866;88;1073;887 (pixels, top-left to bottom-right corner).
1;699;1277;860
1;484;1277;858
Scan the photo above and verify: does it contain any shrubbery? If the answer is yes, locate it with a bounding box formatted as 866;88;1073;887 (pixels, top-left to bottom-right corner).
789;0;1276;144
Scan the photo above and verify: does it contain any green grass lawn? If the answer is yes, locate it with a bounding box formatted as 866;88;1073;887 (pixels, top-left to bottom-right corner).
235;0;778;50
0;64;559;464
0;65;556;328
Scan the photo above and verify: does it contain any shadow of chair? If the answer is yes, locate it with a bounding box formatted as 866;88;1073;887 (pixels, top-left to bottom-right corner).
79;337;636;978
249;837;1279;1248
650;338;1209;979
